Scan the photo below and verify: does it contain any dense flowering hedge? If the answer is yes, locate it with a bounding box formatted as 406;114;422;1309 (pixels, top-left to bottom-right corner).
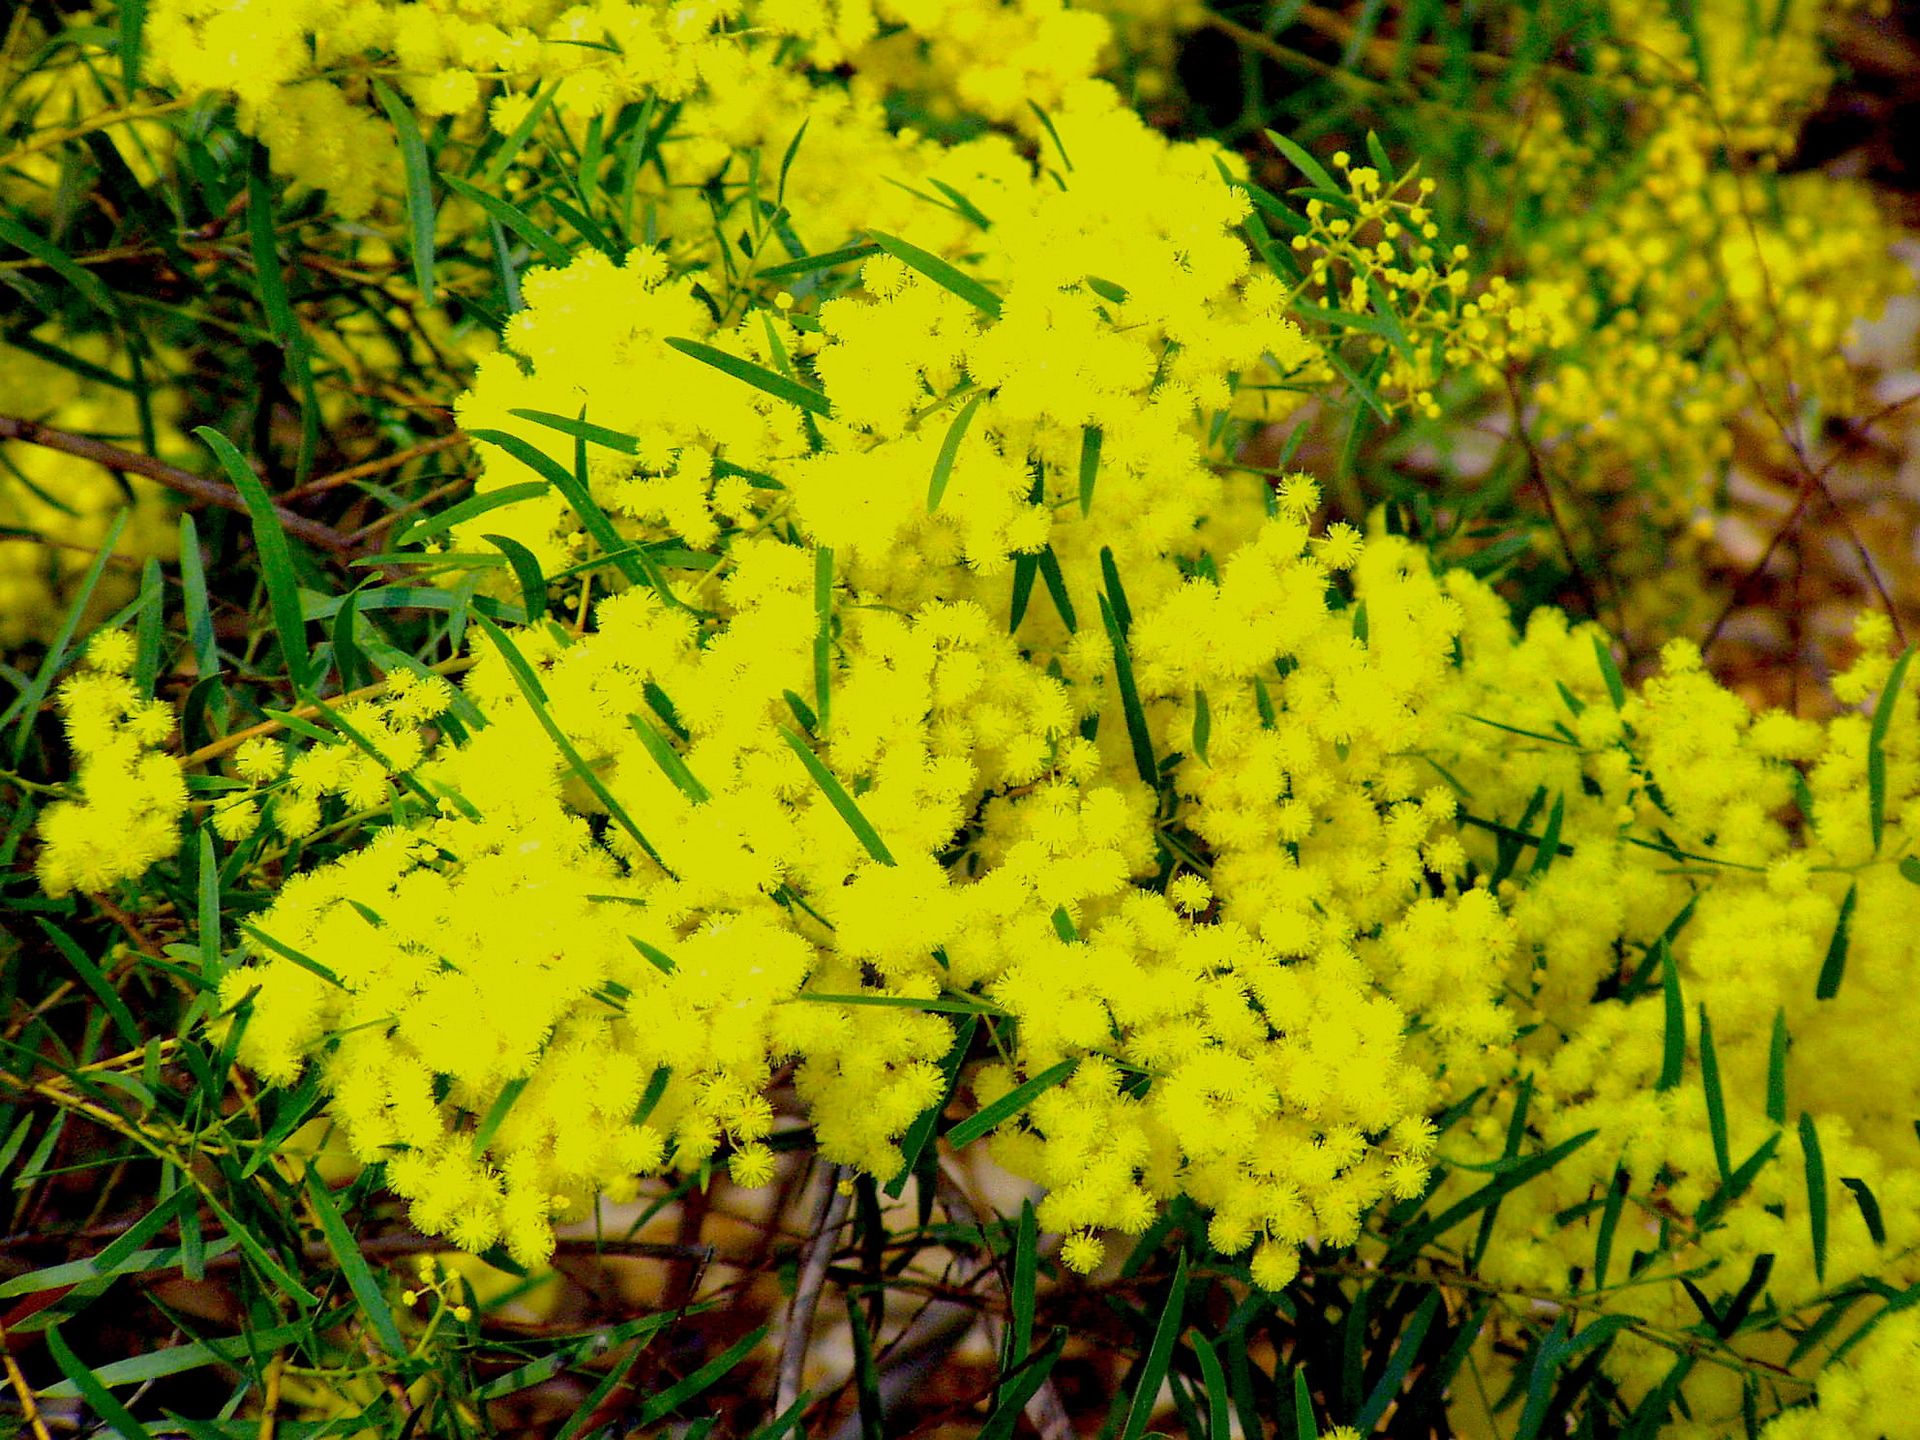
3;0;1918;1435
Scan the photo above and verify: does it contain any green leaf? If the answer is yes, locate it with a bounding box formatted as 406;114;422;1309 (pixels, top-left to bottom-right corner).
1657;942;1684;1092
504;408;639;455
1005;1200;1038;1403
1077;425;1103;516
36;919;140;1048
813;546;833;733
1841;1175;1886;1245
663;337;831;417
1592;1166;1628;1291
1767;1009;1789;1127
179;512;217;677
980;1328;1067;1440
1292;1369;1318;1440
1121;1250;1189;1440
1355;1290;1440;1433
635;1324;769;1425
201;1188;317;1306
306;1167;405;1355
466;427;648;590
46;1324;156;1439
439;171;572;267
1700;1004;1731;1184
471;615;662;864
482;532;548;620
1514;1312;1573;1440
1192;688;1211;766
0;212;119;316
1393;1129;1599;1258
866;231;1002;317
197;427;312;695
1901;856;1920;885
1695;1133;1782;1233
1593;636;1626;709
1037;547;1078;632
1799;1111;1828;1284
1363;128;1396;182
885;1013;975;1198
395;482;547;547
196;828;223;980
629;711;709;802
373;81;437;301
846;1292;884;1440
1264;130;1339;193
756;242;880;281
1188;1331;1230;1440
1868;647;1912;851
926;391;987;512
553;1342;651;1440
777;724;894;864
1815;883;1857;1001
946;1059;1077;1149
1527;792;1564;878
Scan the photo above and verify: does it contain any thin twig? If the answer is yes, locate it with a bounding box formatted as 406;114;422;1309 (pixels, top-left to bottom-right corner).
282;433;464;501
776;1164;851;1418
0;414;356;555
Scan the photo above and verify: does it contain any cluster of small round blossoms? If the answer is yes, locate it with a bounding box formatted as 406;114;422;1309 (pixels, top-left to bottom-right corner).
35;631;188;897
208;670;457;842
1286;157;1553;417
141;0;1161;239
211;89;1551;1270
1474;0;1911;627
1400;598;1920;1432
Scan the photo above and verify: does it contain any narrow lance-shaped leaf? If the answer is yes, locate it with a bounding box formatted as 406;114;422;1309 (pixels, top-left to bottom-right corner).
777;725;894;864
926;391;986;512
471;614;664;867
813;545;834;732
866;230;1002;317
1767;1009;1789;1126
1078;425;1102;516
197;427;313;695
1657;942;1684;1091
1701;1004;1731;1184
1867;647;1913;851
305;1167;406;1355
1815;883;1857;1001
1120;1249;1189;1440
1799;1111;1828;1284
373;80;437;301
946;1059;1076;1149
664;336;832;417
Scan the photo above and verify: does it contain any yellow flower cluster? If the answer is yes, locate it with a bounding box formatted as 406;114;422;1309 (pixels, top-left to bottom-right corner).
31;3;1916;1432
142;0;1160;228
36;630;188;896
1417;601;1920;1436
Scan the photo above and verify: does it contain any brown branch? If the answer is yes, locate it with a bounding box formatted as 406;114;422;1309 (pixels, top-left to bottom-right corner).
0;414;356;556
776;1165;852;1418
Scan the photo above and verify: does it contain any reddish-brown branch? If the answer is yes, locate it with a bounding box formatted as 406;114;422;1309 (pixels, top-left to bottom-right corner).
0;413;356;555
